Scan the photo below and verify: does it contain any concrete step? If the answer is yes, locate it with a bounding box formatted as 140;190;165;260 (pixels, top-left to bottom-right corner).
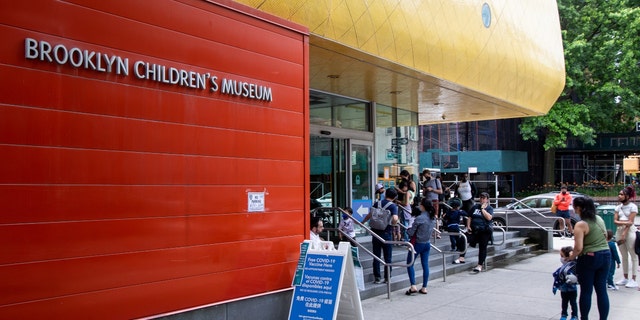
348;230;542;300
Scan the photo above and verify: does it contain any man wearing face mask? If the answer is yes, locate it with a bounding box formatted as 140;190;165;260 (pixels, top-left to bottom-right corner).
554;185;574;238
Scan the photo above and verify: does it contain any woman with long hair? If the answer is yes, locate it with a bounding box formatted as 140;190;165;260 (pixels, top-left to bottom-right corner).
404;198;437;295
613;185;638;288
568;196;610;319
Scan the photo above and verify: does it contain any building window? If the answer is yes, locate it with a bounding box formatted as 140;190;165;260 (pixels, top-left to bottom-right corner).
375;104;418;179
309;90;370;131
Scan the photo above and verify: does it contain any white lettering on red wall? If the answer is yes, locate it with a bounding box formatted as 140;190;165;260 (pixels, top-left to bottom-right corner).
24;37;273;102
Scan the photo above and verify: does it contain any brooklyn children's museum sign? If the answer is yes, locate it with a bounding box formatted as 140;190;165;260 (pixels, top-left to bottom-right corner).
24;38;273;102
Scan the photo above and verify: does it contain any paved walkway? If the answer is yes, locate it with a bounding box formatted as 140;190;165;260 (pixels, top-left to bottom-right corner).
361;238;640;320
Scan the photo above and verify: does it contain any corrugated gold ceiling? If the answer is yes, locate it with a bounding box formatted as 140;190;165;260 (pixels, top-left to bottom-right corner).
233;0;565;124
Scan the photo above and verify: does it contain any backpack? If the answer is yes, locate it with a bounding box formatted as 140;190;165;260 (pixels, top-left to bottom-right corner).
552;261;578;294
369;201;394;230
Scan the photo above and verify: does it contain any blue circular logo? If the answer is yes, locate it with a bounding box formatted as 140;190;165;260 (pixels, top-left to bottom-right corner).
482;3;491;28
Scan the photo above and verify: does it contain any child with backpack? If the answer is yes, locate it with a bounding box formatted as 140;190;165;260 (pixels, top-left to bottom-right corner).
443;198;466;252
552;246;578;320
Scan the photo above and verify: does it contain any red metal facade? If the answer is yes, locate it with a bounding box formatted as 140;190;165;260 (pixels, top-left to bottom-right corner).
0;0;309;318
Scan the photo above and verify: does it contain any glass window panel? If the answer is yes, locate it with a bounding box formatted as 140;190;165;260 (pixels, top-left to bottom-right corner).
375;104;418;179
310;106;332;126
334;102;369;131
376;104;393;128
397;109;416;127
309;90;370;131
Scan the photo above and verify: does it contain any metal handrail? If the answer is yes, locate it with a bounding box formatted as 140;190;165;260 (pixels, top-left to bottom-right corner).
322;207;415;299
491;225;506;246
495;197;569;234
429;229;467;282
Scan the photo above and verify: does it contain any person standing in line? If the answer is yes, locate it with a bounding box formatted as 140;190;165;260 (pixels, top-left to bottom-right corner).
453;173;476;213
613;185;638;288
396;180;414;241
552;246;579;320
436;174;448;217
554;185;574;238
396;170;417;205
567;196;610;320
404;198;437;295
421;169;442;230
375;183;385;201
338;207;357;246
404;170;418;196
362;188;399;284
606;230;621;290
466;192;493;273
443;198;467;264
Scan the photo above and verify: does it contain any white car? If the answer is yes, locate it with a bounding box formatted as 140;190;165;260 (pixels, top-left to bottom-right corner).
316;192;332;207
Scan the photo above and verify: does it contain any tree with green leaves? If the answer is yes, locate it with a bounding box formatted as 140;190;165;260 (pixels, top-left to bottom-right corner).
519;0;640;183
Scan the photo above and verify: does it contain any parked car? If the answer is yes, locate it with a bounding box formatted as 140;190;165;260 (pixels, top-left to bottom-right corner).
316;192;333;207
491;192;595;234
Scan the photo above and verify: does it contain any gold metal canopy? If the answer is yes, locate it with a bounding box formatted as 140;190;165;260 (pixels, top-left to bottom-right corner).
234;0;566;124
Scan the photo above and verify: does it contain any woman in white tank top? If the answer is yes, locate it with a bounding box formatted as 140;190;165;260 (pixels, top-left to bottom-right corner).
614;186;638;288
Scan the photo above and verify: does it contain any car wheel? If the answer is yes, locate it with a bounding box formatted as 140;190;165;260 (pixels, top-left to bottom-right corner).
492;218;506;228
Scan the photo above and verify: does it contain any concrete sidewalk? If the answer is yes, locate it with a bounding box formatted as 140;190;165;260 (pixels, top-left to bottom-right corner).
361;238;640;320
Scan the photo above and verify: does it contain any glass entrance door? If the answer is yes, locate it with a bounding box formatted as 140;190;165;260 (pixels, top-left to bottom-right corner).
310;137;374;221
349;140;374;222
310;136;346;210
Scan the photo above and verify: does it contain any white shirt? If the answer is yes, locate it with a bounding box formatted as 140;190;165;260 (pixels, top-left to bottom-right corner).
310;231;322;243
615;202;638;232
457;181;473;201
338;218;356;237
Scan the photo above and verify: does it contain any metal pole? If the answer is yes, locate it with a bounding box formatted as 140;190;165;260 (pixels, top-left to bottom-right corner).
511;174;515;199
494;174;499;207
561;154;564;183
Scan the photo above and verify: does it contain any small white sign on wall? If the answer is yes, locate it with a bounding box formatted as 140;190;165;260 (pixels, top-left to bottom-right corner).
248;192;265;212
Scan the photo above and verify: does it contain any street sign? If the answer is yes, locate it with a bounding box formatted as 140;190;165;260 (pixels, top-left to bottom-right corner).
391;138;408;145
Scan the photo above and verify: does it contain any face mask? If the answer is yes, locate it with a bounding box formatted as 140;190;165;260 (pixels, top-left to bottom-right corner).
561;191;566;195
560;257;566;264
342;213;349;219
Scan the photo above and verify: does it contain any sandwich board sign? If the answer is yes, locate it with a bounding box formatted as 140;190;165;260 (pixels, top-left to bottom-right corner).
289;241;363;320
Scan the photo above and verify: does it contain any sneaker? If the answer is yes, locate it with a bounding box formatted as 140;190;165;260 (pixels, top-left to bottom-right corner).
569;316;578;320
615;278;628;286
373;278;381;284
607;284;619;290
560;316;567;320
625;279;638;288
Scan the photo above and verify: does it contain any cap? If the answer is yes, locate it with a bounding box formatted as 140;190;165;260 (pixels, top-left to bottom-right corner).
375;183;384;191
480;192;490;198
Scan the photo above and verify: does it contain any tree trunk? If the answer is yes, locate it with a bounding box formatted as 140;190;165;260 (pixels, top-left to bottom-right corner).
544;148;556;184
